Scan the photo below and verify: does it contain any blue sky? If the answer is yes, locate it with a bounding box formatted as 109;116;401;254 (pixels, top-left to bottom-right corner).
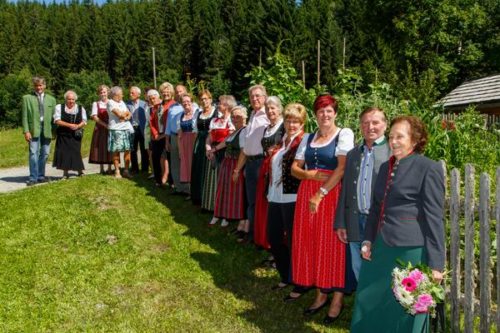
8;0;109;4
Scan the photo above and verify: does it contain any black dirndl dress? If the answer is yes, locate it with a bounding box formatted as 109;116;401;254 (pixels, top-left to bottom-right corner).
53;104;85;171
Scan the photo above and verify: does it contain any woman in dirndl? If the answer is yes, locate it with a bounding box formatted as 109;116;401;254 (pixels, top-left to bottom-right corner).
107;86;134;178
253;96;285;250
290;94;355;323
89;84;113;174
53;90;86;178
190;90;220;205
206;96;237;225
203;94;234;213
176;94;198;195
210;106;247;228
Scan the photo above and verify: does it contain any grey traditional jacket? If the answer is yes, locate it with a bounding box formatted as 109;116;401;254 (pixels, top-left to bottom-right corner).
364;153;446;271
334;140;390;241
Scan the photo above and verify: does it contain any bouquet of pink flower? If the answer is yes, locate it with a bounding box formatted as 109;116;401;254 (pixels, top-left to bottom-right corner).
392;261;445;317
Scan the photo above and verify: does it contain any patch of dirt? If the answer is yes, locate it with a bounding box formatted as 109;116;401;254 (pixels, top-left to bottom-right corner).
94;196;115;211
151;243;170;254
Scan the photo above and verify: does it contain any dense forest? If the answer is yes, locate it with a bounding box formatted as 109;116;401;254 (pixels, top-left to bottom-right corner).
0;0;499;126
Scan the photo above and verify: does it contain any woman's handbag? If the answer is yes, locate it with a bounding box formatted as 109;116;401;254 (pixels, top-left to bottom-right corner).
74;128;84;139
72;106;84;139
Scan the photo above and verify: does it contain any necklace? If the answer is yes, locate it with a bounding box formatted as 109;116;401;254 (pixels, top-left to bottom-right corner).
317;126;337;138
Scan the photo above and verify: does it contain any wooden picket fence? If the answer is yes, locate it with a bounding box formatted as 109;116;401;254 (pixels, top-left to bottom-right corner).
444;162;499;333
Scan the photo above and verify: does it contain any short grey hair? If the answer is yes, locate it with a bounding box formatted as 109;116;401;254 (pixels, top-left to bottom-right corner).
231;105;248;120
64;90;78;100
265;96;283;113
147;89;160;98
130;86;141;94
32;76;46;86
109;86;123;99
219;95;237;110
248;84;267;97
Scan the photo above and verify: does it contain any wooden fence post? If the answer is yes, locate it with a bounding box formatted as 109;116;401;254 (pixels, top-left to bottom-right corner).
449;168;461;333
464;164;475;333
479;173;491;332
496;167;500;333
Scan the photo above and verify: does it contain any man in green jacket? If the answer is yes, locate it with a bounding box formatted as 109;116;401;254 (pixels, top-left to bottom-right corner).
22;76;56;186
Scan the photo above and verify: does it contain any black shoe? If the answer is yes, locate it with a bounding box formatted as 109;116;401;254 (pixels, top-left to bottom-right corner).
236;232;249;243
323;306;343;325
303;298;329;316
260;257;276;268
26;180;37;186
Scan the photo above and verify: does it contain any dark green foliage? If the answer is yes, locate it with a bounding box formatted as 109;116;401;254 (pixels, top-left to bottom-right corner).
0;0;498;128
0;68;33;128
65;70;113;113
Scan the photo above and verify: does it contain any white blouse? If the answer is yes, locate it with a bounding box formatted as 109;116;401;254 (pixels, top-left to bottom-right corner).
91;100;107;117
107;99;134;131
53;104;87;123
294;128;354;161
209;115;234;131
267;132;301;203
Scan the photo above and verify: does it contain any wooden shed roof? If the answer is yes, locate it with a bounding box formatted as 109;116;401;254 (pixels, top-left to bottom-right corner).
440;74;500;108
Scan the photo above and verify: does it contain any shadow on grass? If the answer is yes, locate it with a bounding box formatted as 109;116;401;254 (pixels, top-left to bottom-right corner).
130;174;353;333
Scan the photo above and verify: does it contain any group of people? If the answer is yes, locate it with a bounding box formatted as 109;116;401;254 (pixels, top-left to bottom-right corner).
22;76;445;332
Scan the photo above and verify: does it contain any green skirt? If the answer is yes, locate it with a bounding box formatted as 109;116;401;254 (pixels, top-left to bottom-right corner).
350;237;430;333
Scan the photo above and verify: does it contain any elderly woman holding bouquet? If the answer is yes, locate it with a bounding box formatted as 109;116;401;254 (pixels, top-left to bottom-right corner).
350;115;445;333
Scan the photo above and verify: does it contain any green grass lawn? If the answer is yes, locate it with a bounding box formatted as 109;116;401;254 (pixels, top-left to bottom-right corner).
0;175;353;332
0;122;95;168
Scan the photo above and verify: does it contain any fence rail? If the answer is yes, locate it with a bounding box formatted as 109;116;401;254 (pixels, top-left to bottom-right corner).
446;163;499;333
441;112;500;129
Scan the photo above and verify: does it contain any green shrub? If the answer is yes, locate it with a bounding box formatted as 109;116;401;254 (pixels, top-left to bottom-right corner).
244;50;499;176
64;70;113;113
0;68;35;128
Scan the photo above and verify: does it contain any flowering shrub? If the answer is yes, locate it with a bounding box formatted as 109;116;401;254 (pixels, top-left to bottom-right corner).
392;262;445;317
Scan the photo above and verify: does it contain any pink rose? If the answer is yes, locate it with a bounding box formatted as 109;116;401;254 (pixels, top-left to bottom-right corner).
409;269;424;284
413;294;434;313
417;294;434;306
413;301;429;313
401;277;417;292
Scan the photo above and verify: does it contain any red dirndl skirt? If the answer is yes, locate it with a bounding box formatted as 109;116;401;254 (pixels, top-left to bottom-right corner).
89;124;112;164
291;170;345;289
253;155;271;249
179;132;196;182
214;157;246;219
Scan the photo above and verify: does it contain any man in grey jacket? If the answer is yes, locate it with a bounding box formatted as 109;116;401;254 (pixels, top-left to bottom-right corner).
334;107;390;281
